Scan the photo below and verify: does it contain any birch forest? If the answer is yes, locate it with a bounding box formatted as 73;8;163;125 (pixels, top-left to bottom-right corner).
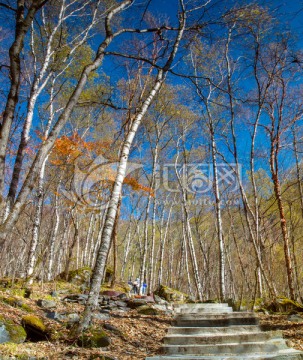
1;0;303;341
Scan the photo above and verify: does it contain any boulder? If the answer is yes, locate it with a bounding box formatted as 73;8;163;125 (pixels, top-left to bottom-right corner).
37;299;57;309
115;301;128;308
154;285;188;303
153;304;172;313
103;323;123;336
59;267;92;286
21;315;48;341
92;313;111;321
0;316;26;344
137;305;161;316
127;298;149;309
154;295;167;304
263;297;303;314
141;295;155;303
100;290;123;297
288;314;303;322
47;312;79;324
78;328;111;348
117;293;128;300
63;294;88;304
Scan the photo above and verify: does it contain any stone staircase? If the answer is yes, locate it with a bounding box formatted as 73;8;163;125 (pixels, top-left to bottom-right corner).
146;303;303;360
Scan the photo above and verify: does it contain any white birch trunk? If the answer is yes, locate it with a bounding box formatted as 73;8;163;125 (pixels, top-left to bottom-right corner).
47;186;60;281
79;10;186;331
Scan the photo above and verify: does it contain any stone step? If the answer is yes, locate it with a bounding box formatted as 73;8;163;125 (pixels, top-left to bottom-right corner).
174;303;230;308
174;304;231;311
167;325;261;335
163;331;282;345
174;312;259;327
162;339;288;355
146;348;303;359
175;308;233;314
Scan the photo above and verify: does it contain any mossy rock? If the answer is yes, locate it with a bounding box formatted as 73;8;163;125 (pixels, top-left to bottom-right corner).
20;303;34;313
59;267;92;286
1;296;24;308
154;285;188;303
137;305;160;316
78;328;111;348
0;316;26;344
263;297;303;314
21;315;48;341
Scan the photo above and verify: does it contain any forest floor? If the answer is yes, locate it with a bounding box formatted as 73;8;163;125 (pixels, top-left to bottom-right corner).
0;280;171;359
0;281;303;359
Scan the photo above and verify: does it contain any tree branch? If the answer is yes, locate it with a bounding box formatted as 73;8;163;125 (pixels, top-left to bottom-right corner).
0;2;17;12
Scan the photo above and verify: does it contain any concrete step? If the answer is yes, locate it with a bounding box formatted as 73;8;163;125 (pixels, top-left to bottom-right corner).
167;325;261;335
174;304;231;312
174;312;259;327
164;331;283;345
174;303;230;308
162;339;288;355
146;348;303;359
175;308;234;314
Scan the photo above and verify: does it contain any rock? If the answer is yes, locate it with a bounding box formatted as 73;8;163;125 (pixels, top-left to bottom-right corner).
66;267;92;286
0;316;26;344
141;295;155;303
37;299;57;309
99;309;111;314
115;308;129;313
47;312;79;324
263;297;303;314
117;293;128;300
66;313;80;323
21;315;48;341
92;313;111;321
3;296;23;307
100;290;123;297
153;304;171;312
127;298;149;308
50;291;58;298
154;295;167;304
103;323;123;336
115;301;127;308
288;314;303;322
137;305;161;315
154;285;188;303
63;294;88;303
78;328;111;348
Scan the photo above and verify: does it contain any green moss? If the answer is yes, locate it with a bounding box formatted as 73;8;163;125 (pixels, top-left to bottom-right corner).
8;288;26;297
262;296;303;314
137;305;160;315
78;328;111;348
21;315;46;333
154;285;188;303
105;266;113;275
20;303;33;313
68;266;92;279
0;316;26;344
